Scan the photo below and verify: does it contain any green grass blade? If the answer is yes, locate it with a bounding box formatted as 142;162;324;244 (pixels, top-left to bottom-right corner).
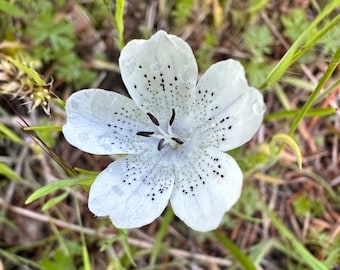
273;84;291;109
23;125;62;132
25;176;95;204
291;14;340;64
271;240;306;263
249;239;276;265
150;207;174;265
214;230;257;270
0;162;21;181
265;208;328;270
289;48;340;136
259;0;340;90
74;167;99;176
78;206;91;270
82;240;91;270
324;247;340;269
0;123;23;144
119;230;136;267
282;76;315;91
265;107;336;121
315;79;340;104
42;192;69;211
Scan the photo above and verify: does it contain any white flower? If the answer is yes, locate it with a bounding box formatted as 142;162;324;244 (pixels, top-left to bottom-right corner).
63;30;265;232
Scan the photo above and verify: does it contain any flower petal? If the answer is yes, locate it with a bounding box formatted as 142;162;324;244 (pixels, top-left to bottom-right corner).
170;147;243;232
88;153;175;228
119;30;198;124
195;60;265;151
63;89;155;155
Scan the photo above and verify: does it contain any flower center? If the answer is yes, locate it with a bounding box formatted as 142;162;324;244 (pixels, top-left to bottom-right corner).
137;109;184;151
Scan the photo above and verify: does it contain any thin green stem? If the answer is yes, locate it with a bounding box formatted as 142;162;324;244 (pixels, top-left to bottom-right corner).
115;0;125;49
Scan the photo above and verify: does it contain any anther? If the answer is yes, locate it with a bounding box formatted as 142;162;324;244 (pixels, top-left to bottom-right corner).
136;131;154;137
147;112;159;126
158;138;165;151
169;108;175;126
171;137;184;144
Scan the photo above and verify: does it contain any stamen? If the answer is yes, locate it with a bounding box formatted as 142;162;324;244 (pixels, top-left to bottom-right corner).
147;112;159;126
169;108;175;126
136;131;154;137
171;137;184;144
142;110;184;150
158;138;165;151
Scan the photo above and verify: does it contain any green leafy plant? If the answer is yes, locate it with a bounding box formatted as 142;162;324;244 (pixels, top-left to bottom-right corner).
244;25;274;57
23;3;96;88
172;0;195;28
282;8;310;42
292;192;325;217
243;25;275;87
